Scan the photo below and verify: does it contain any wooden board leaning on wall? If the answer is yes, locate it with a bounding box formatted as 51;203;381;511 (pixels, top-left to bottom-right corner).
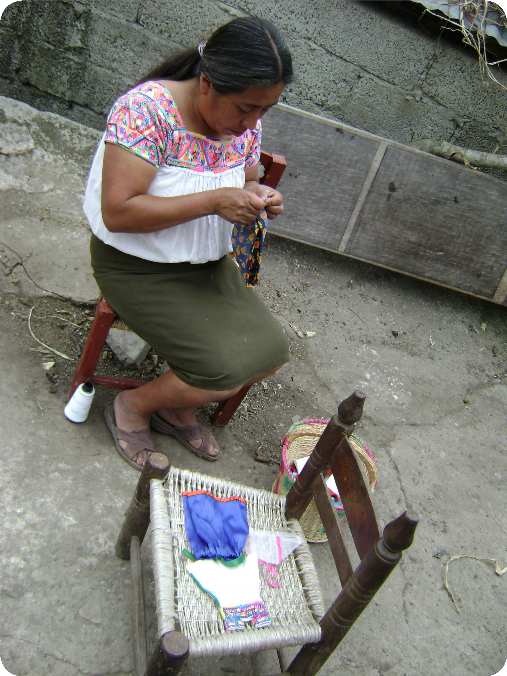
261;103;507;306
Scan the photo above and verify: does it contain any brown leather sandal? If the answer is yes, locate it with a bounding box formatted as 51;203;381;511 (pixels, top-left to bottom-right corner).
104;405;157;471
150;413;219;461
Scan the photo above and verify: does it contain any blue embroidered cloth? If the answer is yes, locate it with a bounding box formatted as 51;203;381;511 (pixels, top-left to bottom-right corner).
182;490;249;561
231;209;268;287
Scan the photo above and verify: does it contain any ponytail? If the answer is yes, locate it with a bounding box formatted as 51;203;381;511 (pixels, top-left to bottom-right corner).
138;17;293;93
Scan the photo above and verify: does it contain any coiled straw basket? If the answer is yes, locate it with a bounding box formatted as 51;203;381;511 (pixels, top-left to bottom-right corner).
272;419;377;543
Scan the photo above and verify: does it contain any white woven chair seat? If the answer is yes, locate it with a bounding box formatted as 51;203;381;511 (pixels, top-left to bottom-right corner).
150;467;325;659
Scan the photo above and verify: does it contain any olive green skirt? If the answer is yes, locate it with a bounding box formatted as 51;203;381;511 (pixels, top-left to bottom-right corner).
90;234;290;391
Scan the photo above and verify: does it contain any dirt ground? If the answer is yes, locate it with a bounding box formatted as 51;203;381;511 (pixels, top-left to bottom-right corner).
1;96;507;676
0;251;320;467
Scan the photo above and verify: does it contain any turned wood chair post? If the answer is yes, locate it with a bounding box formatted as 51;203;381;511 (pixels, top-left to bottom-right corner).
288;510;419;676
285;391;366;520
116;454;172;676
145;631;190;676
116;453;171;560
130;535;147;676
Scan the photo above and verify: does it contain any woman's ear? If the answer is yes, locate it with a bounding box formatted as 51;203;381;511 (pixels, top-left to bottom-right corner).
199;74;213;96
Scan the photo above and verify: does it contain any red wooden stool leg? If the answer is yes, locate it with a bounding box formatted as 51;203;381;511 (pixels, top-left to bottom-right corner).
67;299;117;401
210;384;252;426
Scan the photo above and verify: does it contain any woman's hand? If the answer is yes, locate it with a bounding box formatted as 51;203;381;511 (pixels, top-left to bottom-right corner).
212;187;266;225
244;181;284;220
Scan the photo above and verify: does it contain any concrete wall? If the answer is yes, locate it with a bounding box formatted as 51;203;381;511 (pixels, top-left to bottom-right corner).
1;0;506;153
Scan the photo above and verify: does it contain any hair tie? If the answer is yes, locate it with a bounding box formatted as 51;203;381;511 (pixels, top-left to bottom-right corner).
198;41;207;57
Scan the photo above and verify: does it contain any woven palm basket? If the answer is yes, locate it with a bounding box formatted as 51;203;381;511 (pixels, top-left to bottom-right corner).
272;419;377;543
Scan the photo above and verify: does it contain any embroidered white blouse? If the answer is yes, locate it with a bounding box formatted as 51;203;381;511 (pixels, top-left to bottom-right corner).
83;81;261;264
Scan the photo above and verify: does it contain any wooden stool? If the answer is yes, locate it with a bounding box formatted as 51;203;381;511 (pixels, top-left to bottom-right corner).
67;151;287;426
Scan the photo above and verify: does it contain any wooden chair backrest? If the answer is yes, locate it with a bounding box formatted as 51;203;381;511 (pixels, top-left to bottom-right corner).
285;392;380;580
283;391;419;676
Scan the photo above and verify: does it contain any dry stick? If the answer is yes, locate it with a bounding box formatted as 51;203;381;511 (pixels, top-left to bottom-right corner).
444;555;507;613
348;307;365;323
287;321;304;338
412;140;507;170
422;4;507;93
49;315;81;328
0;240;91;303
28;307;73;360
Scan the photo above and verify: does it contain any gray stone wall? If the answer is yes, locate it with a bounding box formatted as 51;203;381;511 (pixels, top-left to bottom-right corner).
1;0;506;154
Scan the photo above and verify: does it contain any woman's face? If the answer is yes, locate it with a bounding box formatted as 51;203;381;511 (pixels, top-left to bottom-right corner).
199;77;286;139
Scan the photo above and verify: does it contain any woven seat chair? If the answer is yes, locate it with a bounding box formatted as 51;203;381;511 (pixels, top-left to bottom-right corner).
116;391;418;676
67;151;287;426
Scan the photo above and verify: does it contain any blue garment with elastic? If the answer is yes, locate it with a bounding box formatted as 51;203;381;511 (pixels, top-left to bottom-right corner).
183;493;249;560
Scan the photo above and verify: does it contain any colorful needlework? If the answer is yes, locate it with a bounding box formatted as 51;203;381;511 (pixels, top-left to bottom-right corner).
186;554;272;633
105;81;261;172
232;209;268;286
223;602;272;632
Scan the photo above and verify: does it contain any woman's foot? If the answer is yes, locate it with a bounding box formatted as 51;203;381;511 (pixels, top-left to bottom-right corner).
151;408;220;461
104;392;156;469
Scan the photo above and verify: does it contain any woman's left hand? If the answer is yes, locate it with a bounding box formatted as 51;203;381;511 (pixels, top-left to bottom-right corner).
244;182;284;220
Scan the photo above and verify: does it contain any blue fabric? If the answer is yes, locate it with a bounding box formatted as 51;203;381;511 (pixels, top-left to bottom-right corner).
182;492;249;560
231;210;268;287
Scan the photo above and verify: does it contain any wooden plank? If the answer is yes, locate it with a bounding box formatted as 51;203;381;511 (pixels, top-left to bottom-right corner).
346;145;507;299
493;267;507;304
262;103;507;304
330;437;380;561
312;474;354;586
261;106;381;251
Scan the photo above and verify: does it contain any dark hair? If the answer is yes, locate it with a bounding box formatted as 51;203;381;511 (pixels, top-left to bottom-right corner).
139;17;293;93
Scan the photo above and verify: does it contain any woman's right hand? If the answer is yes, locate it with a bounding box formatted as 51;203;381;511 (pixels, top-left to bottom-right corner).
213;187;266;225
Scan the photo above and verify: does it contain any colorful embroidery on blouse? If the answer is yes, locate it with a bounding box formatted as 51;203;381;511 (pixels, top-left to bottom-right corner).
105;81;261;172
232;209;268;287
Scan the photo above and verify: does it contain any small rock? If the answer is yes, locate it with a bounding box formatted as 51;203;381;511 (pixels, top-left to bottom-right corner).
432;549;448;559
159;360;170;375
42;361;55;371
480;322;487;331
392;330;399;337
106;328;150;368
304;331;316;338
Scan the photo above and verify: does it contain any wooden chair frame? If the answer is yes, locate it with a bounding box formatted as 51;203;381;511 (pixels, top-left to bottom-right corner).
116;391;418;676
68;151;287;426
